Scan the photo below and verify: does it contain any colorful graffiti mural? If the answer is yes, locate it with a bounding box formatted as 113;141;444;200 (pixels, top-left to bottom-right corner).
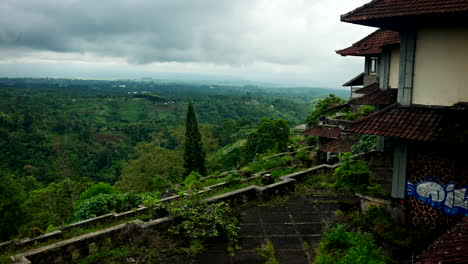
407;181;468;216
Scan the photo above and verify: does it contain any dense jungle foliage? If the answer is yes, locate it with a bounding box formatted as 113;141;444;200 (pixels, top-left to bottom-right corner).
0;77;347;240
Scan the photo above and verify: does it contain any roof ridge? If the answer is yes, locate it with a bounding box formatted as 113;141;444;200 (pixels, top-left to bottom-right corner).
347;103;399;128
341;0;384;22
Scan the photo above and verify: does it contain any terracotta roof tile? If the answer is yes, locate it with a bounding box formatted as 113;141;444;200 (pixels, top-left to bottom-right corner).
327;103;350;111
336;29;400;56
341;0;468;26
354;82;380;94
346;103;468;142
418;217;468;263
302;126;341;139
343;72;365;87
318;136;359;153
349;88;397;105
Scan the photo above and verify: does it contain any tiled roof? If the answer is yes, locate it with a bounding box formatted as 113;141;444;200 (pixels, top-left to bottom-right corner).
336;29;399;56
302;126;341;139
318;136;359;153
417;217;468;264
349;88;397;106
354;82;380;94
327;103;350;112
343;72;365;86
341;0;468;27
347;103;468;142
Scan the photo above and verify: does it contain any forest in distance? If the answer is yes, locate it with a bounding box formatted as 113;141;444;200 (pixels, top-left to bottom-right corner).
0;77;347;241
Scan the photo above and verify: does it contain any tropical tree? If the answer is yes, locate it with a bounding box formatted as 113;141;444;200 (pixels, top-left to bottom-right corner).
115;143;184;193
305;94;346;126
245;119;290;161
183;102;206;176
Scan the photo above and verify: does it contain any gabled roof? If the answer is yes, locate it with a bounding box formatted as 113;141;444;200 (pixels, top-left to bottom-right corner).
302;126;341;139
343;73;365;87
349;88;397;106
336;29;399;56
341;0;468;28
355;82;380;94
346;103;468;142
318;136;359;153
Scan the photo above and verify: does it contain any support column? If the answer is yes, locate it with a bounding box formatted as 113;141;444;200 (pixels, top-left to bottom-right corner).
379;48;391;91
398;31;416;105
376;136;385;152
392;141;408;199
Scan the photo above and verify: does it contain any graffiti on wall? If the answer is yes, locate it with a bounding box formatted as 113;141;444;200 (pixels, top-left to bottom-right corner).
407;181;468;216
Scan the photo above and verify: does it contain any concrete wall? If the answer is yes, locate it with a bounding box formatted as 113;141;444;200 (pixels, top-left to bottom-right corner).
9;163;343;264
412;26;468;106
389;46;400;89
364;56;379;86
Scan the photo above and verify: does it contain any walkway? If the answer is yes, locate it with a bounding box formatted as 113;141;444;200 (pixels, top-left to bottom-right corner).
198;195;353;264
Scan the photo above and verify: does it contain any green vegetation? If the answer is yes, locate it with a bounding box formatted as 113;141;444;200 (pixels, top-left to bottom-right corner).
350;206;441;253
306;94;346;126
351;135;377;154
168;200;239;253
183;102;207;176
1;77;344;241
256;239;279;264
334;160;370;189
245;119;290;161
73;193;143;222
314;224;385;264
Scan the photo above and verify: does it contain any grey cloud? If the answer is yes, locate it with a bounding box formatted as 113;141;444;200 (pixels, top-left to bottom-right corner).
0;0;268;65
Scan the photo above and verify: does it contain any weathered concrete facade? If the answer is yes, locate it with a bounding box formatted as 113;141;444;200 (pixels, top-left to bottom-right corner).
406;144;468;225
413;26;468;106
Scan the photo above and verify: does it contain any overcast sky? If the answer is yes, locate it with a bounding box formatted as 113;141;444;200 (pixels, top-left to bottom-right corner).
0;0;374;87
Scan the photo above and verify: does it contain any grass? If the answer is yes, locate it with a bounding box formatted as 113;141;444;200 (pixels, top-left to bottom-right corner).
256;240;278;264
314;224;385;264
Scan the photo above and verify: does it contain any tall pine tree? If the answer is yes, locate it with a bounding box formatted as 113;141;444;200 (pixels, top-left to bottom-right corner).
183;102;206;176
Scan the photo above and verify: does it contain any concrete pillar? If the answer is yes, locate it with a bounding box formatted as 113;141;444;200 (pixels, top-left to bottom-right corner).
392;141;408;199
376;136;385;152
379;48;391;91
398;31;416;106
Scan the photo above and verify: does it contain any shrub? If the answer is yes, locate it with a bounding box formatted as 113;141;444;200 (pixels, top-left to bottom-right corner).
294;149;310;162
153;175;171;192
351;135;377;154
256;239;279;264
168;201;239;253
342;112;357;121
334;160;370;189
78;182;118;204
306;136;318;146
183;171;203;192
73;193;143;222
359;105;375;116
223;172;242;187
315;224;384;264
249;155;292;173
270;167;297;182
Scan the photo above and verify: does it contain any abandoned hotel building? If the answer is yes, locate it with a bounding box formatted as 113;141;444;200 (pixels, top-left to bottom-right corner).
337;0;468;262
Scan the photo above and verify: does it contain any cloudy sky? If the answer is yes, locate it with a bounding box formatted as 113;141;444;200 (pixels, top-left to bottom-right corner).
0;0;374;87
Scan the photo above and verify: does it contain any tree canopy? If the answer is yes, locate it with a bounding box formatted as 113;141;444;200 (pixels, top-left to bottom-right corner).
305;94;346;126
183;102;207;176
245;119;290;161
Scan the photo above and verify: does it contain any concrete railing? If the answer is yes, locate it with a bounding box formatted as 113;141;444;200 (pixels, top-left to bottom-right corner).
9;163;341;263
3;150;374;256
